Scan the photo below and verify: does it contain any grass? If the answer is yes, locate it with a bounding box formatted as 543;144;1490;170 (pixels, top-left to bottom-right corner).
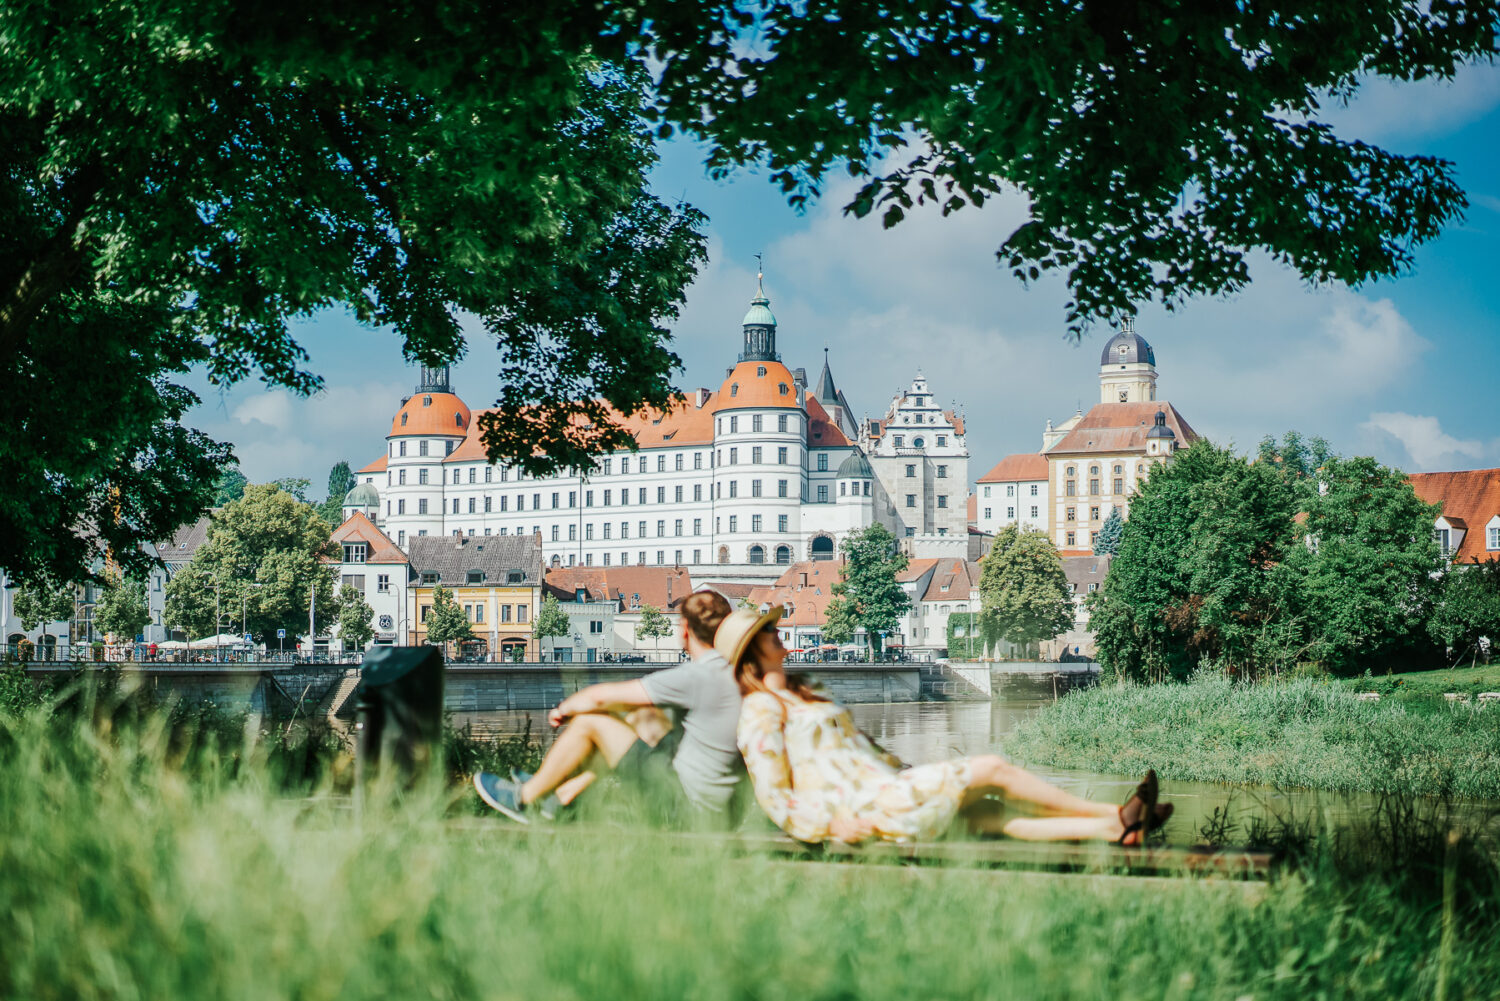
3;673;1500;1000
1003;673;1500;800
1347;663;1500;706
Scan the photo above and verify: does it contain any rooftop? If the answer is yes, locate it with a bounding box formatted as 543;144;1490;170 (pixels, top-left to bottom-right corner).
1408;467;1500;563
1045;402;1198;456
406;533;542;587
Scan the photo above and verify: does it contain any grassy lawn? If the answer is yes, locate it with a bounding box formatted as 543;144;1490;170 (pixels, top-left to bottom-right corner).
1003;674;1500;800
1346;663;1500;703
3;675;1498;1000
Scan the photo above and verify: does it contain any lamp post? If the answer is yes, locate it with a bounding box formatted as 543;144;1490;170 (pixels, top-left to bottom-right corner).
573;631;582;665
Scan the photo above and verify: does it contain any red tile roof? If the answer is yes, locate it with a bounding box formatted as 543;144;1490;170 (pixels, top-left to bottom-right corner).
1408;468;1500;563
744;561;846;631
391;391;470;439
715;360;802;411
805;394;852;447
978;452;1049;482
897;557;942;583
1046;402;1197;456
357;454;388;474
945;410;965;435
544;565;694;610
328;512;408;564
921;559;979;602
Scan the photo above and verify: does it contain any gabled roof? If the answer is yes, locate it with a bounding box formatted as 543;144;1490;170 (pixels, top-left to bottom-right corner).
407;533;543;586
921;559;979;602
978;453;1049;482
1061;554;1112;592
1409;467;1500;563
544;565;693;611
744;561;845;629
159;516;212;563
897;557;942;585
328;512;408;564
357;454;388;474
805;395;852;447
1045;402;1197;456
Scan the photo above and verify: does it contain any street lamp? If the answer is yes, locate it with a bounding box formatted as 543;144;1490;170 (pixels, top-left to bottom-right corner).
573;631;583;665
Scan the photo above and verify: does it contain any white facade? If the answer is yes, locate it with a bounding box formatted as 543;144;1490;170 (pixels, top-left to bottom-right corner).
356;276;882;579
1;547;169;657
861;373;970;546
548;599;617;663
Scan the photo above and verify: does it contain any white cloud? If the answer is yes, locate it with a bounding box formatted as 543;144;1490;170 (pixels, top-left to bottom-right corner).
1317;62;1500;144
1361;412;1487;470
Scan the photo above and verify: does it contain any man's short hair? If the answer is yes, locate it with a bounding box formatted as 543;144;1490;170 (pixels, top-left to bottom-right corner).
681;591;732;646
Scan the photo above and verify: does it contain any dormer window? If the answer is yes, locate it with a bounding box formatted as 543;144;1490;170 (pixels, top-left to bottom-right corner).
344;543;368;563
421;572;439;584
757;366;767;376
779;383;788;395
401;413;408;426
455;412;463;427
507;570;524;584
467;570;486;584
731;384;739;397
423;395;432;406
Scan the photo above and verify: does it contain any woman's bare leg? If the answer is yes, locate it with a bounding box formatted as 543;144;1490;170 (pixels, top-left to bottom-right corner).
964;755;1118;818
1000;815;1125;842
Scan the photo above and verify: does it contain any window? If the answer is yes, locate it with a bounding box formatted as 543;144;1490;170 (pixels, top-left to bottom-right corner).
603;524;611;539
752;446;762;463
775;545;792;565
657;519;666;537
1067;466;1076;476
1114;478;1124;494
894;435;903;448
1090;532;1098;547
693;549;702;563
1066;507;1076;521
906;494;916;508
937;496;948;509
728;481;738;499
499;495;508;512
674;485;683;503
657;486;666;503
638;488;646;504
748;545;765;564
1030;484;1039;496
778;415;788;432
1090;479;1100;495
418;498;428;514
730;416;739;433
621;457;630;474
551;525;559;542
344;543;367;563
569;491;577;507
377;574;390;593
603;490;611;507
817;454;829;472
778;514;788;533
484;496;492;513
657;455;666;473
419;440;429;457
1490;526;1500;550
1088;582;1098;593
1030;506;1039;518
817;485;828;503
639;520;647;538
452;498;460;514
937;465;947;478
913;437;924;448
694;453;703;470
399;441;407;456
1066;531;1076;547
729;447;738;465
752;514;762;532
937;435;947;447
1090;506;1100;520
1435;528;1451;555
984;508;992;519
568;524;577;541
656;551;665;565
397;499;406;515
467;497;475;514
398;530;406;546
752;479;763;498
1007;507;1015;519
1066;480;1076;496
906;464;916;477
620;521;629;538
418;468;429;485
778;479;789;498
499;604;511;623
674;519;683;536
752;415;763;432
693;518;701;535
675;453;684;471
693;484;702;502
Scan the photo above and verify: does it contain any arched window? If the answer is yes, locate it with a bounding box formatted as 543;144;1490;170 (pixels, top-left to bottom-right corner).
775;545;792;565
717;546;730;564
455;412;464;427
748;545;766;564
1090;465;1099;475
810;536;835;561
1066;466;1076;477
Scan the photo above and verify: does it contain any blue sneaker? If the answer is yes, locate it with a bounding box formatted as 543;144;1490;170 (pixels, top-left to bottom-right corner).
510;770;564;821
473;771;529;823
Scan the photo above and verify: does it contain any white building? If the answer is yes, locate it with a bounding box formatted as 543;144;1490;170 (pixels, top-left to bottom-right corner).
1;545;170;657
328;507;411;650
353;273;880;579
974;454;1049;535
860;373;970;552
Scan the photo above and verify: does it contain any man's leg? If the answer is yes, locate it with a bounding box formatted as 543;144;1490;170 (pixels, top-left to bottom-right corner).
520;713;640;805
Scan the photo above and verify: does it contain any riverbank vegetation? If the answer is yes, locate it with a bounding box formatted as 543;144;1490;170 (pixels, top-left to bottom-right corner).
1005;674;1500;800
4;681;1499;1001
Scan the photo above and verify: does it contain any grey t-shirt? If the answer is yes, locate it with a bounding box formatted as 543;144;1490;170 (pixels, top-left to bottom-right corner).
639;652;743;812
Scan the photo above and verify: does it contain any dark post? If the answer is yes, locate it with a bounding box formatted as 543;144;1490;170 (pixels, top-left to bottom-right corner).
355;647;445;795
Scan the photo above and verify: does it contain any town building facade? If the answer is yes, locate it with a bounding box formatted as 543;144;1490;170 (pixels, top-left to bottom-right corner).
860;373;970;553
354;274;880;579
407;534;542;658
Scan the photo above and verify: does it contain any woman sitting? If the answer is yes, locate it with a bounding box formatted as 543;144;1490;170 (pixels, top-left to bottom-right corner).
719;608;1172;845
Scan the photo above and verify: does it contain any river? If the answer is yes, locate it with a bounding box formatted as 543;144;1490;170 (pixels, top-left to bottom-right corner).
454;675;1420;845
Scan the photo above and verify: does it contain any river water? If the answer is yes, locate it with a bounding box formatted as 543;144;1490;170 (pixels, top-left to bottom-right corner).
454;674;1430;845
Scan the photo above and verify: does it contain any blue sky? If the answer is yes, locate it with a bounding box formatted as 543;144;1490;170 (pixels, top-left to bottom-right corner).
186;66;1500;498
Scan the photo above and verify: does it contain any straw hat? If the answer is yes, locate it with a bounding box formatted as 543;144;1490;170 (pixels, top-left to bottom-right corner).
713;606;784;668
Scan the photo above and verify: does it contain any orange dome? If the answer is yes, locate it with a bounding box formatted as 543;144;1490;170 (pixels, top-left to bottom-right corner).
389;391;471;437
715;360;801;411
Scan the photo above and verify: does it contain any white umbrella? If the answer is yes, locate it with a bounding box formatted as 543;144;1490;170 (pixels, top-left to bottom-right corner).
188;633;249;650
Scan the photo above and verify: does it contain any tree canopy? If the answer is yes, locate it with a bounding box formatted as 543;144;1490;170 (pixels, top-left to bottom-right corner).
534;594;571;656
163;484;339;643
335;583;375;651
93;571;150;643
5;1;1491;582
635;605;673;651
978;526;1075;655
833;524;911;657
1090;439;1443;681
424;585;473;653
12;577;75;637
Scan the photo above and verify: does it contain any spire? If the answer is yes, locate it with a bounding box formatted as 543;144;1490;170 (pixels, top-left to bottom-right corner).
739;258;778;362
814;346;838;403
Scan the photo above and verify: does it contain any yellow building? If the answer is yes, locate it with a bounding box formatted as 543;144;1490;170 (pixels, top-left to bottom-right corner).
406;534;543;660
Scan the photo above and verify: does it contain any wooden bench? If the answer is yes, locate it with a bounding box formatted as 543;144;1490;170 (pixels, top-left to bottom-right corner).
448;819;1280;879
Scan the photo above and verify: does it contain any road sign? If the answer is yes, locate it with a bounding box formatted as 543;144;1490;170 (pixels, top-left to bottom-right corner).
244;633;253;644
277;628;286;639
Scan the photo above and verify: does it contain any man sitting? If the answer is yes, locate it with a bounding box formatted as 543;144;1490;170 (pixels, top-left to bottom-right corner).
474;591;738;823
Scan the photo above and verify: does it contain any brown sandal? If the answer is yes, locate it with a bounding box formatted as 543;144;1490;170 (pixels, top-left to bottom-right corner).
1117;769;1160;846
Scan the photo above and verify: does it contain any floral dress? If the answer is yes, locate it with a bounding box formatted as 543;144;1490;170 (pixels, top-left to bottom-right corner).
737;689;974;843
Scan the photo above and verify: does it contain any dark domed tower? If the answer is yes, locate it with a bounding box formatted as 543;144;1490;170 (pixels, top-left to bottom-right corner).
1098;318;1158;404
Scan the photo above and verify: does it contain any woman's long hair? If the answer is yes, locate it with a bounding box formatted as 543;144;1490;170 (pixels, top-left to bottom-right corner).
734;626;828;705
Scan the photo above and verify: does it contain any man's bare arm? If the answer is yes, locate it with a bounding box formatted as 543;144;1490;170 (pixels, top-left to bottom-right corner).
549;680;653;727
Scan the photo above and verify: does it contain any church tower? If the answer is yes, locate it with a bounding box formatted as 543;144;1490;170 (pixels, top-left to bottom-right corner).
1098;318;1158;404
739;271;779;363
